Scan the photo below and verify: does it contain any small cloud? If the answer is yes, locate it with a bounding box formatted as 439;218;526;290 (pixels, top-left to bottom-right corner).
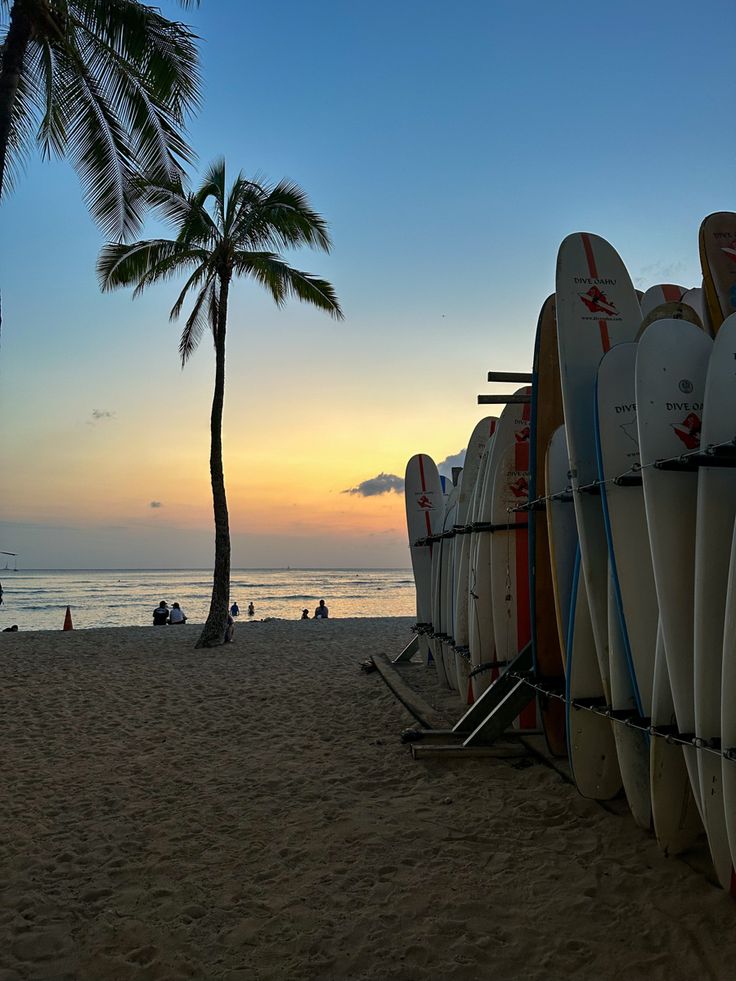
438;449;466;476
91;409;115;422
149;501;163;509
342;473;404;497
634;260;690;290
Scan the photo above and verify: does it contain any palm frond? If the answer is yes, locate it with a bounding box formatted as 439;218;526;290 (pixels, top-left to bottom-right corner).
233;253;343;319
97;238;201;290
179;277;217;364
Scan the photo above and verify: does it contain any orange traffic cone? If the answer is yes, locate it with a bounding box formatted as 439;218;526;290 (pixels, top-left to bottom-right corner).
63;606;73;631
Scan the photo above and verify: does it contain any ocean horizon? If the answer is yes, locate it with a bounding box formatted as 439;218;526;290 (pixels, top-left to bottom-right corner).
0;568;416;631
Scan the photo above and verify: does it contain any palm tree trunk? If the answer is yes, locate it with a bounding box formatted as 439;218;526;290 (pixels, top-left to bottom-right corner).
0;0;34;201
195;272;232;648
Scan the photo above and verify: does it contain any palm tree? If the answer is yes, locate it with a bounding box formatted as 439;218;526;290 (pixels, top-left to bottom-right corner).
0;0;201;239
97;160;344;647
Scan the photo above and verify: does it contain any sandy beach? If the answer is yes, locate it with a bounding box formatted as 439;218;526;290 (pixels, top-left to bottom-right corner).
2;617;735;980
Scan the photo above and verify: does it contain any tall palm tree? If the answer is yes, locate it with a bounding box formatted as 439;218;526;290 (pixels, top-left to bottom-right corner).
0;0;201;240
97;160;344;647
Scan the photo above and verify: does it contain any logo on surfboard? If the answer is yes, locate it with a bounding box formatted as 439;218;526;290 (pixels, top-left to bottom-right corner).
721;240;736;264
579;286;618;318
671;412;701;450
515;426;530;443
509;477;529;498
416;494;434;510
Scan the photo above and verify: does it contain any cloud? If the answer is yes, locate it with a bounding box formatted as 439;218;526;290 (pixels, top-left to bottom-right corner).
438;448;466;475
342;473;405;497
149;501;163;509
91;409;115;422
633;259;690;289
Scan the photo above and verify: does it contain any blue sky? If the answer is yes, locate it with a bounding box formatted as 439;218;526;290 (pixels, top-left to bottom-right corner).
0;0;734;568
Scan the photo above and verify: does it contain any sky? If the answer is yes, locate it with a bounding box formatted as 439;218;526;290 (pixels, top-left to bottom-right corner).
0;0;734;569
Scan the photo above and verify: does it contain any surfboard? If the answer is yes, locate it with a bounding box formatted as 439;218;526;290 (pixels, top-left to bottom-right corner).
404;454;445;666
556;232;642;699
468;433;497;699
638;300;703;336
720;523;736;877
640;284;686;319
596;342;658;714
680;288;710;334
453;418;498;703
607;564;651;827
635;318;712;818
699;212;736;330
545;425;577;661
693;312;736;890
430;477;451;688
650;621;703;855
566;550;622;800
488;394;537;729
437;480;460;691
529;295;567;755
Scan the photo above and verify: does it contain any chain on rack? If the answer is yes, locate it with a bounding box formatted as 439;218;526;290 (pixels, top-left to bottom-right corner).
508;434;736;515
507;670;736;762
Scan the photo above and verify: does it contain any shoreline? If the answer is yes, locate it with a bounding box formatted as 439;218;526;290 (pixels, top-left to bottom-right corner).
2;619;735;979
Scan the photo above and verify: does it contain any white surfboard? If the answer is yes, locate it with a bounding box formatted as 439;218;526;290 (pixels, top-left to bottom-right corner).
636;318;712;818
556;232;642;699
566;551;622;800
720;524;736;878
453;418;498;703
681;288;710;333
469;395;529;700
640;284;686;319
430;476;450;687
650;621;703;855
607;563;651;828
437;480;460;691
488;396;537;729
596;342;658;716
693;312;736;889
405;454;444;665
468;434;497;699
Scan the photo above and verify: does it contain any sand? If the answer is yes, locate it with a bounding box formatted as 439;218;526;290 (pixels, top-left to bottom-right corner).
1;617;735;981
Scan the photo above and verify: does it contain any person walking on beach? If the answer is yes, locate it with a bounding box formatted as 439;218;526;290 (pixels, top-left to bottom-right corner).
247;602;255;616
153;601;169;625
224;613;235;643
169;602;187;625
314;599;329;619
230;602;239;617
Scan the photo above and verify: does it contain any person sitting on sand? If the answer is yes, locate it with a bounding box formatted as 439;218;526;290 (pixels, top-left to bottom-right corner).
224;613;235;643
168;602;187;625
2;624;18;632
230;602;239;617
301;609;309;620
153;601;169;625
247;602;255;616
314;599;329;619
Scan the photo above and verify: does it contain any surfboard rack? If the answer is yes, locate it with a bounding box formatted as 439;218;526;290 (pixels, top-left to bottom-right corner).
448;643;536;746
487;371;533;383
392;635;419;664
478;394;531;404
613;473;643;487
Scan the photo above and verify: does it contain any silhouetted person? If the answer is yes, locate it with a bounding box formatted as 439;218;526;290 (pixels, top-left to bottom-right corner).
153;601;169;625
314;599;329;619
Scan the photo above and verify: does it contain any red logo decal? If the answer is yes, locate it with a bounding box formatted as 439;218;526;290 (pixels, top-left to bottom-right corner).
515;426;530;443
721;240;736;264
672;412;701;450
417;494;433;510
579;286;618;318
509;477;528;498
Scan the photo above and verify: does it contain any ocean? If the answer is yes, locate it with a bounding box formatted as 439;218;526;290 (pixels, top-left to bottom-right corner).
0;568;416;631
